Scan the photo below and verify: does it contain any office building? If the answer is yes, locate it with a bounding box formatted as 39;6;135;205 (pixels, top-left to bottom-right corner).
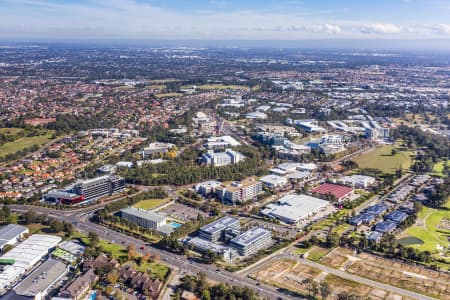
201;149;244;167
216;178;263;204
194;180;222;196
204;136;240;150
230;227;272;256
70;175;125;203
198;216;240;242
142;142;175;159
259;175;288;189
335;175;376;189
120;207;167;230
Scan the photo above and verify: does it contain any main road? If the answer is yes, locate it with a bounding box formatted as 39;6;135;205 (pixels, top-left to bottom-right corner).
9;205;300;300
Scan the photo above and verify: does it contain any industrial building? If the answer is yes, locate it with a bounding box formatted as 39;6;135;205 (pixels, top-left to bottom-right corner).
13;258;67;300
259;175;288;189
230;227;272;256
261;194;329;224
0;224;29;252
201;149;244;167
311;183;353;202
198;216;240;242
335;175;376;189
0;234;62;295
216;178;263;204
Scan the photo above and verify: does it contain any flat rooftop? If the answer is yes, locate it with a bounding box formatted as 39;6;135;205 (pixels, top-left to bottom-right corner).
311;183;353;199
231;227;271;247
199;216;239;235
0;224;28;248
14;259;67;297
121;207;167;223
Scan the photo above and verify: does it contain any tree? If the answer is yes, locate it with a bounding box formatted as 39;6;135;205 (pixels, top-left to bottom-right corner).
88;231;99;247
49;219;64;233
106;270;119;284
127;244;137;260
320;282;331;299
201;289;211;300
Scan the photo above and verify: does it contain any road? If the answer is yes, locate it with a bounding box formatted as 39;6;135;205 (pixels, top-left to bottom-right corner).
9;205;302;300
242;252;436;300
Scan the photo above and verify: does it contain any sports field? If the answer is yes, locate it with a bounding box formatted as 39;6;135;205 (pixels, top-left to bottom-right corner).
194;84;252;90
404;204;450;253
353;144;413;174
0;134;52;157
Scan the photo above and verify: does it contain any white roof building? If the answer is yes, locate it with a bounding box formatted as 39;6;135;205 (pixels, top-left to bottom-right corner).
259;175;288;188
335;175;376;188
261;194;329;224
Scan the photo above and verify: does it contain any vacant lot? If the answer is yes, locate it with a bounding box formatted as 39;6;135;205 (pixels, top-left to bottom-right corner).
354;144;413;174
0;134;51;157
133;198;171;210
347;253;450;299
307;246;330;262
320;247;353;268
251;258;409;299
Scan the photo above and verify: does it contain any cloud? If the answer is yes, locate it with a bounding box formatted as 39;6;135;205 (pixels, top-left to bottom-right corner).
431;24;450;34
359;23;403;34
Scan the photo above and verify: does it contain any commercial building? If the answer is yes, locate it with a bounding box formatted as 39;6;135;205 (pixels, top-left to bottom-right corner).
185;237;231;256
216;178;263;204
230;227;272;256
201;149;244;167
14;258;67;300
335;175;376;189
375;221;397;234
0;224;29;252
261;194;329;224
120;207;167;230
311;183;353;202
204;136;240;149
198;216;240;242
70;175;125;203
259;175;288;189
294;120;326;133
0;234;62;295
194;180;222;196
142;142;175;159
42;190;85;205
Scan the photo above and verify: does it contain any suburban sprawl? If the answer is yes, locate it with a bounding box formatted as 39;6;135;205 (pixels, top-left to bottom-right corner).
0;44;449;300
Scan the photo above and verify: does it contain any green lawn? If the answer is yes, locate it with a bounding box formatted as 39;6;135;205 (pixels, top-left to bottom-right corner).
133;198;170;210
191;84;251;91
307;246;330;262
353;144;413;174
404;206;449;252
0;127;23;135
430;161;448;177
0;134;52;157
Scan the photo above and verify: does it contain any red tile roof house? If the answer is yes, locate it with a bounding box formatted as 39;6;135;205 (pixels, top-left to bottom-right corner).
311;183;353;202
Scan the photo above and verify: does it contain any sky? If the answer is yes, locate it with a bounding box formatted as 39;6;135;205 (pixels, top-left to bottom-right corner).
1;0;450;42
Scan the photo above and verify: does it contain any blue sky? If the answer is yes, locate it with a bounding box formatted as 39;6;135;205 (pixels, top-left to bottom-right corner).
1;0;450;40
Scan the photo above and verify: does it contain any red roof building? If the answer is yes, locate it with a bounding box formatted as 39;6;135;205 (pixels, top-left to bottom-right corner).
311;183;353;202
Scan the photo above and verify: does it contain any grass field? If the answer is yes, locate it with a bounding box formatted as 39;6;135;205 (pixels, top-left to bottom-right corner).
133;198;171;210
0;127;23;135
307;246;330;262
404;204;450;253
353;144;413;174
0;134;52;157
430;161;448;177
193;84;251;91
154;92;183;98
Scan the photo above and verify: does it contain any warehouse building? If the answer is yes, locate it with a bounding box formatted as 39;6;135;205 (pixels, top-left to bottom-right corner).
311;183;353;202
0;234;62;295
259;175;288;189
0;224;29;252
198;216;240;242
261;194;329;224
335;175;376;189
14;258;67;300
230;227;272;256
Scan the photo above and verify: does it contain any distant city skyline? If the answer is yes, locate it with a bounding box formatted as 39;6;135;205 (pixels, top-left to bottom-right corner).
1;0;450;46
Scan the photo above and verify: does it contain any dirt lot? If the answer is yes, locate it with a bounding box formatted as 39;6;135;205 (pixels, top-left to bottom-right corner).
346;253;450;300
320;247;353;269
251;258;412;299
